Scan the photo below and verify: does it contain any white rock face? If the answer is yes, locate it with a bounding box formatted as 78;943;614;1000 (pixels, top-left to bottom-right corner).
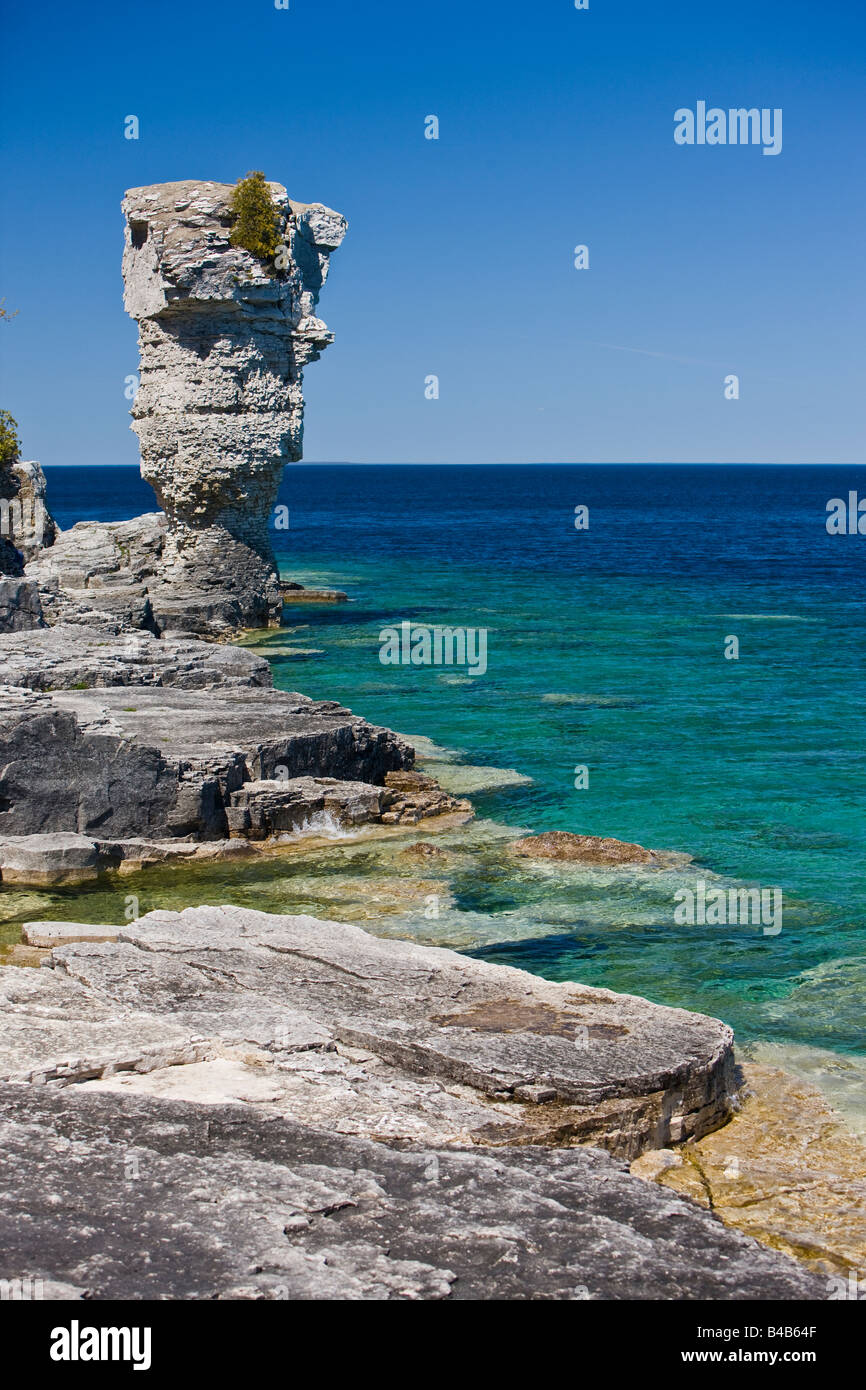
121;179;346;631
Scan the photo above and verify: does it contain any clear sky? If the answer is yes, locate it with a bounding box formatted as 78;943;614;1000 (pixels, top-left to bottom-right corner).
1;0;863;465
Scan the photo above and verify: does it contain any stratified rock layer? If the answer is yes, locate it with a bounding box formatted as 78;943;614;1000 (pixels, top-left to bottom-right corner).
2;906;735;1157
0;907;825;1298
632;1062;866;1280
120;179;346;632
1;457;56;581
0;685;413;852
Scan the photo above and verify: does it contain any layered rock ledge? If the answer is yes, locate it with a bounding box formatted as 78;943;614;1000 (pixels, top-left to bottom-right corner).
0;682;418;880
0;1083;823;1301
0;907;824;1298
4;906;735;1155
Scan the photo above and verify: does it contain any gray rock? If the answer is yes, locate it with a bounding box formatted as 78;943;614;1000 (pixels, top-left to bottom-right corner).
0;578;45;633
22;921;121;947
228;776;387;838
0;684;413;851
0;458;57;574
0;833;105;885
0;832;260;886
120;180;346;633
25;513;166;633
0;624;270;690
5;905;735;1156
0;1083;824;1300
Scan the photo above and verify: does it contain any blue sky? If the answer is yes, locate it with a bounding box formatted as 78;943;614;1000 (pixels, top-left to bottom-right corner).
1;0;863;464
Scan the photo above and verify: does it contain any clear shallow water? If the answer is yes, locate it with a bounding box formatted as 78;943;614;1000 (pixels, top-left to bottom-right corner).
20;463;866;1064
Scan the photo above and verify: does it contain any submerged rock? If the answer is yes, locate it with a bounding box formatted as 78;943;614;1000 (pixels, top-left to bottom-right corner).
638;1062;866;1279
510;830;657;865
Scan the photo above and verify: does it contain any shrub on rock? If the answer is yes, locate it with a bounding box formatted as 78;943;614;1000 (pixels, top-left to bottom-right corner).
229;171;281;262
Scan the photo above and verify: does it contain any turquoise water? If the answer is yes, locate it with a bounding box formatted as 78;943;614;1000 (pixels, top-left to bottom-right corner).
21;464;866;1067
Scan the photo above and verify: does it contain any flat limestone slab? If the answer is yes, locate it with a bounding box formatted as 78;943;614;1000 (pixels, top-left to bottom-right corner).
22;921;120;947
6;906;735;1157
0;1083;824;1300
0;624;271;690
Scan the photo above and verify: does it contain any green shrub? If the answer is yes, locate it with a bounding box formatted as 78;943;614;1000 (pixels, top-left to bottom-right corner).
0;410;20;466
229;171;281;262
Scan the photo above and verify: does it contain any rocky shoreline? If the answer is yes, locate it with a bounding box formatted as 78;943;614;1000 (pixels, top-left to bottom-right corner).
0;907;826;1300
0;178;858;1301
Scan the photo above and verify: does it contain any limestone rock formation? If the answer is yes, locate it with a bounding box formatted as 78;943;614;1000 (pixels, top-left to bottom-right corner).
0;684;413;855
26;514;166;631
0;1082;823;1301
0;578;45;633
1;906;737;1155
1;457;56;580
120;179;347;633
0;623;271;690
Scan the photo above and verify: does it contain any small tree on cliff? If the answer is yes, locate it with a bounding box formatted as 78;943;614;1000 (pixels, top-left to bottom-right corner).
0;410;20;466
229;171;281;262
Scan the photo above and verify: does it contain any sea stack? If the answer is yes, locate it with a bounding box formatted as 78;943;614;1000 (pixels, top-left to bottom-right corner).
121;179;346;630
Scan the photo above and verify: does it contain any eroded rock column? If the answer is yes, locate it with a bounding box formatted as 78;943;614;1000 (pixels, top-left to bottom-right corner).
122;180;346;632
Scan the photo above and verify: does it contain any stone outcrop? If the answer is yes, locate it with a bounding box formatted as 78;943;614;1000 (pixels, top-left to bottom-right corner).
0;578;45;633
226;771;471;839
0;623;270;690
0;1083;823;1301
0;685;413;856
1;906;736;1156
0;457;56;577
0;831;259;886
0;907;826;1297
120;179;346;633
26;514;166;632
22;179;345;636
